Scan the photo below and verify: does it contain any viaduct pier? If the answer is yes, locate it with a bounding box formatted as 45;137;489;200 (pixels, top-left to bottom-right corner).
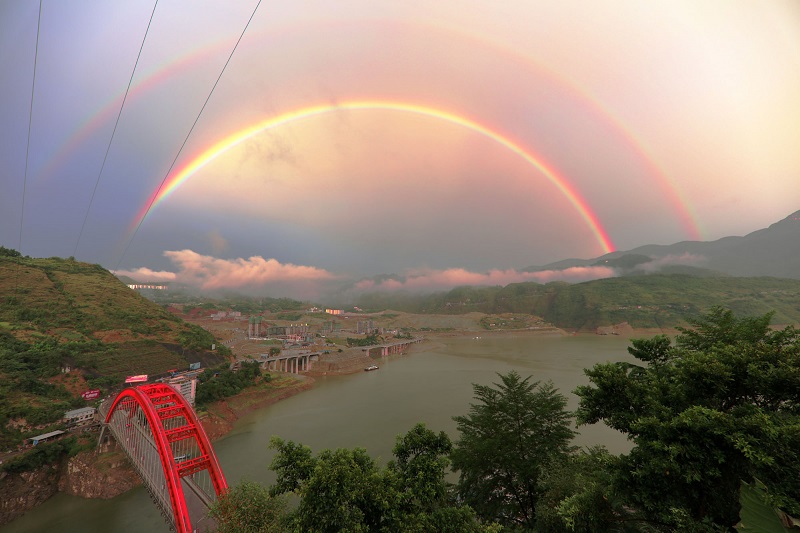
364;338;422;357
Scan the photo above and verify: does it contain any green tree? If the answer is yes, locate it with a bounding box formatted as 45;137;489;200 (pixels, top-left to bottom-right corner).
386;424;491;532
209;480;286;533
269;424;494;532
389;423;452;512
575;307;800;530
268;438;316;497
736;479;800;533
195;361;262;407
535;446;641;533
0;245;21;257
270;437;392;532
450;371;576;529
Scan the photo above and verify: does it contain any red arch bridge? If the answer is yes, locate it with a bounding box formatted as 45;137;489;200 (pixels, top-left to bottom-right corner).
99;383;228;532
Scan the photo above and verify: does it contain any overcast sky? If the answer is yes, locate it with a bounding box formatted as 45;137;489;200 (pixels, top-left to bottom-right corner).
2;1;799;298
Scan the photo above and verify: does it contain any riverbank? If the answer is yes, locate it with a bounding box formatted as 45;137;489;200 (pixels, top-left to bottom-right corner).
200;374;314;440
0;373;314;527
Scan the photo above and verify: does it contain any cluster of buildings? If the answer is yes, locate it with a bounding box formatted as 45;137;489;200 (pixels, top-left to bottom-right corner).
212;310;242;320
244;315;400;342
25;369;201;448
25;406;99;447
357;320;376;335
165;372;199;407
126;284;168;290
248;318;314;343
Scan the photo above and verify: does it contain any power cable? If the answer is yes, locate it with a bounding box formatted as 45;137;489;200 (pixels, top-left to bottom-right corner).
113;0;263;274
73;0;159;258
18;0;42;256
13;0;42;293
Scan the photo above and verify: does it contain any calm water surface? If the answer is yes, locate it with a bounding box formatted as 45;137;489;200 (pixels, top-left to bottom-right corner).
2;334;638;532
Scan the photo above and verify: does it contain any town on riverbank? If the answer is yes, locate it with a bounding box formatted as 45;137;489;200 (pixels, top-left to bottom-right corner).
0;304;581;526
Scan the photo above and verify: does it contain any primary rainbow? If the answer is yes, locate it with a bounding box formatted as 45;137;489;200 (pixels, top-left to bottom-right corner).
133;100;616;253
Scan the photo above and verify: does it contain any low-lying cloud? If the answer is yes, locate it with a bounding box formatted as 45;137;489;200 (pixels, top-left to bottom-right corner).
164;249;337;289
638;253;706;272
354;266;617;292
120;253;619;300
121;249;339;299
116;267;177;282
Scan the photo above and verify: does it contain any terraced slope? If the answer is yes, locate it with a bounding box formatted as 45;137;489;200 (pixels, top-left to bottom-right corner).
0;254;226;449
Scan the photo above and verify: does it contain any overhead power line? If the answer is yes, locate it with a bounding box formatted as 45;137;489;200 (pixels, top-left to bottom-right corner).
114;0;263;273
13;0;42;296
73;0;160;258
18;0;43;258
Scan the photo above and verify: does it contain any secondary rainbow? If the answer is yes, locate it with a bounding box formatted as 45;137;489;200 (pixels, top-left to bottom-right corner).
133;101;616;253
38;18;699;241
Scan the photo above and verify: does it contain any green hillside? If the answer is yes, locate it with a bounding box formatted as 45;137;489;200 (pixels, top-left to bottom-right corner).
0;252;226;449
354;274;800;330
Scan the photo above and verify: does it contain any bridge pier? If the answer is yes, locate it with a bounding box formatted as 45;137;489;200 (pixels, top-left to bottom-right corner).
372;339;421;357
260;353;311;374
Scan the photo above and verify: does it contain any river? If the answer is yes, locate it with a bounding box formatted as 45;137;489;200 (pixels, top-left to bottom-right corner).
2;333;639;532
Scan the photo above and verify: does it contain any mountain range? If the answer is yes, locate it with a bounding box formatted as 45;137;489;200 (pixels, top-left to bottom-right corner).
346;211;800;329
527;210;800;279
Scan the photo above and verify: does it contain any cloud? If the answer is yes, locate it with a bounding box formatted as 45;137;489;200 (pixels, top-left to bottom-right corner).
120;253;618;301
161;249;338;298
116;267;177;282
354;266;617;292
638;253;706;272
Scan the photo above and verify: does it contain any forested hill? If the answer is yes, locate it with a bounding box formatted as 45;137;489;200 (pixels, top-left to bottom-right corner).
0;251;225;449
354;274;800;330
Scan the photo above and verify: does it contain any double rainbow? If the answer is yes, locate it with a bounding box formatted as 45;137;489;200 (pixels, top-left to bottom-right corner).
132;100;616;253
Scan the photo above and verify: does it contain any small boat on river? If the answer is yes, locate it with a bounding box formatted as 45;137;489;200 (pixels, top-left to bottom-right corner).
364;364;379;371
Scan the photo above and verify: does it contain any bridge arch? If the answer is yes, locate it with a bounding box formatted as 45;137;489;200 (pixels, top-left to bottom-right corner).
104;383;228;532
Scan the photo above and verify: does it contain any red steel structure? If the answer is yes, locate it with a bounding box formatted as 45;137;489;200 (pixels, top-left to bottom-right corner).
104;383;227;532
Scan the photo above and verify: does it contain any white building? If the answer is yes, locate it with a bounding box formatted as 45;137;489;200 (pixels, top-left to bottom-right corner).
169;377;198;407
64;407;97;428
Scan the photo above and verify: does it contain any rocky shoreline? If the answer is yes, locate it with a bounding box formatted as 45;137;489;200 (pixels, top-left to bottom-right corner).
0;437;142;525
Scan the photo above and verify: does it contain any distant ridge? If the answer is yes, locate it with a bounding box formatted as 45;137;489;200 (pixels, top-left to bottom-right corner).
527;210;800;279
347;211;800;330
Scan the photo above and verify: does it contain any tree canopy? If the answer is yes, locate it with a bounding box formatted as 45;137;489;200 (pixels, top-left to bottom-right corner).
576;307;800;530
451;371;576;529
0;245;21;258
268;423;493;532
210;480;286;533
